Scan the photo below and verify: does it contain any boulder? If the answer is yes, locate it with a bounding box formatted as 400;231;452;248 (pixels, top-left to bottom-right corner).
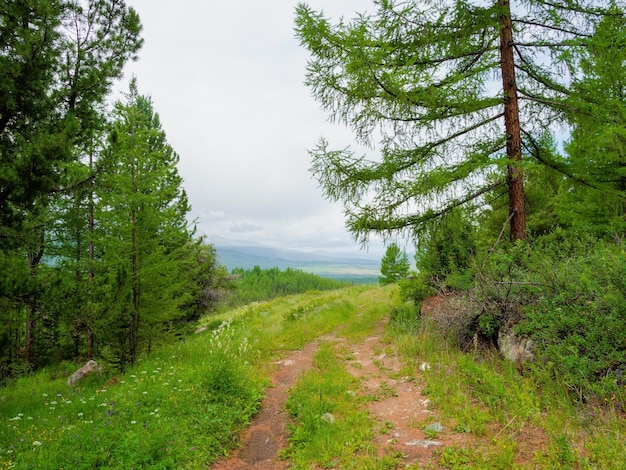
498;330;534;364
68;360;102;387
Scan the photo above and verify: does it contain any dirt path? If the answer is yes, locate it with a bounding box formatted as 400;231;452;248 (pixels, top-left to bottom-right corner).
211;323;470;469
210;339;322;469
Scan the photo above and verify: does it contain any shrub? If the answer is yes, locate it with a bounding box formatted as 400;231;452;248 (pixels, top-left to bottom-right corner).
475;229;625;404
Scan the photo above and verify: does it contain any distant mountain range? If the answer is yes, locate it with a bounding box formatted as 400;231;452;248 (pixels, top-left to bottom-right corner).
214;244;381;281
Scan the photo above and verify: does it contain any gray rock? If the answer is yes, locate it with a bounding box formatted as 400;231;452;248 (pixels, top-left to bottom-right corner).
424;422;444;433
405;439;443;447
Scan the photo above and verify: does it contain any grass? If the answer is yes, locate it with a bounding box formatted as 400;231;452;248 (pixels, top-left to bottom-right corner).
388;315;626;469
2;284;625;468
0;285;391;469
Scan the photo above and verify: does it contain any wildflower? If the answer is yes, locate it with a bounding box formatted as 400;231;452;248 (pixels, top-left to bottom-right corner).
32;441;42;446
130;420;137;424
143;391;148;395
42;393;48;398
77;413;84;417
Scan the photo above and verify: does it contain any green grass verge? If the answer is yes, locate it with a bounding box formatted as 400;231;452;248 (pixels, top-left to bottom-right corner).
388;314;626;469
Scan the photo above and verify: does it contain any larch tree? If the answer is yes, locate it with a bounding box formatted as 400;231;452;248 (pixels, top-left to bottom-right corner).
295;0;623;245
95;80;195;365
0;0;142;374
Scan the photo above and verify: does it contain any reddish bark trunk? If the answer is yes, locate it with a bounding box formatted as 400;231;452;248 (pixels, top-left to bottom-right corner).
499;0;526;242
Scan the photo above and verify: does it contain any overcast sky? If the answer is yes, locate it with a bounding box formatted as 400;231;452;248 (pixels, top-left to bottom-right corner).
117;0;388;256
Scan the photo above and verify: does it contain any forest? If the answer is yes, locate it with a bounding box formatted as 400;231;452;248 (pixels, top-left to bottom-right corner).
0;1;232;379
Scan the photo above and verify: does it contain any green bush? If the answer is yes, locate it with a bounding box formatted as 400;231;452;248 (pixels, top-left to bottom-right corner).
476;229;625;404
515;232;626;404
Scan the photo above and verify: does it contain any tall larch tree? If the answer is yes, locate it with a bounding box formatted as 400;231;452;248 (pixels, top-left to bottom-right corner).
95;80;195;366
0;0;142;375
295;0;623;245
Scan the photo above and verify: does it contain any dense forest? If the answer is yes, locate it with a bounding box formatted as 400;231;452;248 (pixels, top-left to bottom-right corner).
0;1;233;379
226;266;351;306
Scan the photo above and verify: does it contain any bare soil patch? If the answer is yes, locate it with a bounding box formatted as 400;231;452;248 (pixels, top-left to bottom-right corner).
210;340;321;469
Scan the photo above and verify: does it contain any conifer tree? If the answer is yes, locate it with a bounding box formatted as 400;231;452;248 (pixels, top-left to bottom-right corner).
379;243;410;285
1;0;142;376
561;6;626;239
95;80;195;365
295;0;622;244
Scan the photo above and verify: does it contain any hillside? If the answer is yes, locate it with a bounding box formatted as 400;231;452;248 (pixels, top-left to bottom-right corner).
2;286;623;469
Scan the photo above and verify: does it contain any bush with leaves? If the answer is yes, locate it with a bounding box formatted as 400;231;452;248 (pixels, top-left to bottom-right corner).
473;229;626;403
515;232;626;403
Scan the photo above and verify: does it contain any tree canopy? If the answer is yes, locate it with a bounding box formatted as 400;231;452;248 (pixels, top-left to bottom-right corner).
295;0;623;244
379;243;410;284
0;0;143;242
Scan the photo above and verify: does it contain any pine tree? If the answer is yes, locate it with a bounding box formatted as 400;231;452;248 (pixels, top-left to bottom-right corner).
0;0;142;378
295;0;621;245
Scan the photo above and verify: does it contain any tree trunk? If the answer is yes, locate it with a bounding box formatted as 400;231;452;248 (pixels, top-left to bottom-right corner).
24;230;45;365
130;132;139;365
87;151;95;359
498;0;526;242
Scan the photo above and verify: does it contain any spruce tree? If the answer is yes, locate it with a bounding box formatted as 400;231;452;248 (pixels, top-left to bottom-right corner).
379;243;410;285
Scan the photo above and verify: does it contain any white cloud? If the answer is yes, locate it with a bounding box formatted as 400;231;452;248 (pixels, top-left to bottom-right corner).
120;0;385;256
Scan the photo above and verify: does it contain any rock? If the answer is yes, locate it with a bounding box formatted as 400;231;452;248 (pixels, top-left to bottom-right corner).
405;439;443;447
424;422;444;433
68;360;102;387
498;330;534;363
321;412;335;424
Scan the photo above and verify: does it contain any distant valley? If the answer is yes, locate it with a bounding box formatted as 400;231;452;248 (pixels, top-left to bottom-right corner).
215;244;381;284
